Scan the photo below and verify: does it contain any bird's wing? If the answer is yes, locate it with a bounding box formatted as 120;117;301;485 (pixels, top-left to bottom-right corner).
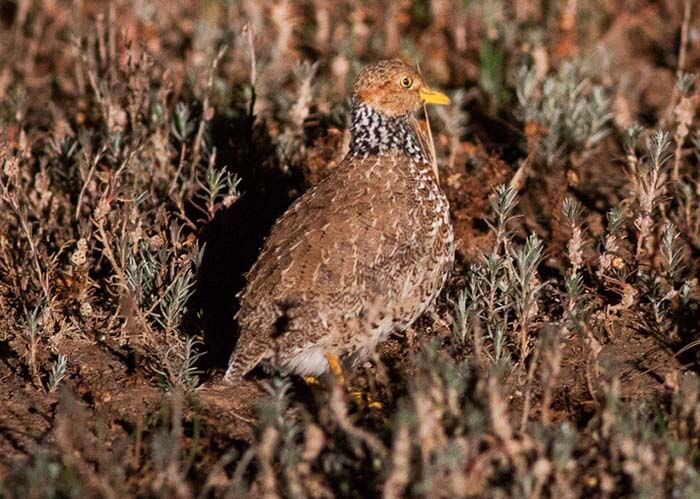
240;154;425;313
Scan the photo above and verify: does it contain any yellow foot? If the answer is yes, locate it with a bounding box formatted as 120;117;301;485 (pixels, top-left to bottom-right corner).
303;375;320;387
350;390;383;411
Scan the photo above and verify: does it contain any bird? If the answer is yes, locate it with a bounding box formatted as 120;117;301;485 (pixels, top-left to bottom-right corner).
224;59;454;384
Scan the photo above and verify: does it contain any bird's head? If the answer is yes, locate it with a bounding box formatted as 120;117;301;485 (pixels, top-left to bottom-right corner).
352;59;450;118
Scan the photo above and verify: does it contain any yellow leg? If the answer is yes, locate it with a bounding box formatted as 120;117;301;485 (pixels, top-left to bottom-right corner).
325;352;383;410
324;352;346;386
303;375;320;386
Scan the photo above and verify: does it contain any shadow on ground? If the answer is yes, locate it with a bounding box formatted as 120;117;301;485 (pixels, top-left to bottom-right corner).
191;104;305;370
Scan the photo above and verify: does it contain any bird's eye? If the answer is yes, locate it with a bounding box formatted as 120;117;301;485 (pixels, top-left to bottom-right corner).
399;76;413;88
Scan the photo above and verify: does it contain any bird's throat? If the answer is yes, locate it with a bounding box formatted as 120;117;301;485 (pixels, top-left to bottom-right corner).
348;101;429;163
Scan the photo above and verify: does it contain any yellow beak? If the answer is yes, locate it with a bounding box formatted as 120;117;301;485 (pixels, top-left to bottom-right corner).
419;87;451;106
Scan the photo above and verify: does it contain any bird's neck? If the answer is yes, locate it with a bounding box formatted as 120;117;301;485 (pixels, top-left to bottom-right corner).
348;101;429;163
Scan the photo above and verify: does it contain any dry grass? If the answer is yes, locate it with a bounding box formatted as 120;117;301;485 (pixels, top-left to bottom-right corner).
1;0;699;497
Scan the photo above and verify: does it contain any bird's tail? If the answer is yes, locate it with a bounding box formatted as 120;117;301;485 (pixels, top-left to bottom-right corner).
223;357;245;385
223;343;264;385
223;297;305;385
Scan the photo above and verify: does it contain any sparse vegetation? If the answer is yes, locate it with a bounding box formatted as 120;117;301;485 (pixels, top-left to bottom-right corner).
1;1;699;497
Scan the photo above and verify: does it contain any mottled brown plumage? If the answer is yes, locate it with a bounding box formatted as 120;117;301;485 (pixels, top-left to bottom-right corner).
224;60;454;383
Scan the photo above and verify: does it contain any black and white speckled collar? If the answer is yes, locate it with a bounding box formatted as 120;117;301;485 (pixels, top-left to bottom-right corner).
348;101;429;164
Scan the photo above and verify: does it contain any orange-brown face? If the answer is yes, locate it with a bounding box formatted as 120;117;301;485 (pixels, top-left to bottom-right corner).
352;60;450;117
